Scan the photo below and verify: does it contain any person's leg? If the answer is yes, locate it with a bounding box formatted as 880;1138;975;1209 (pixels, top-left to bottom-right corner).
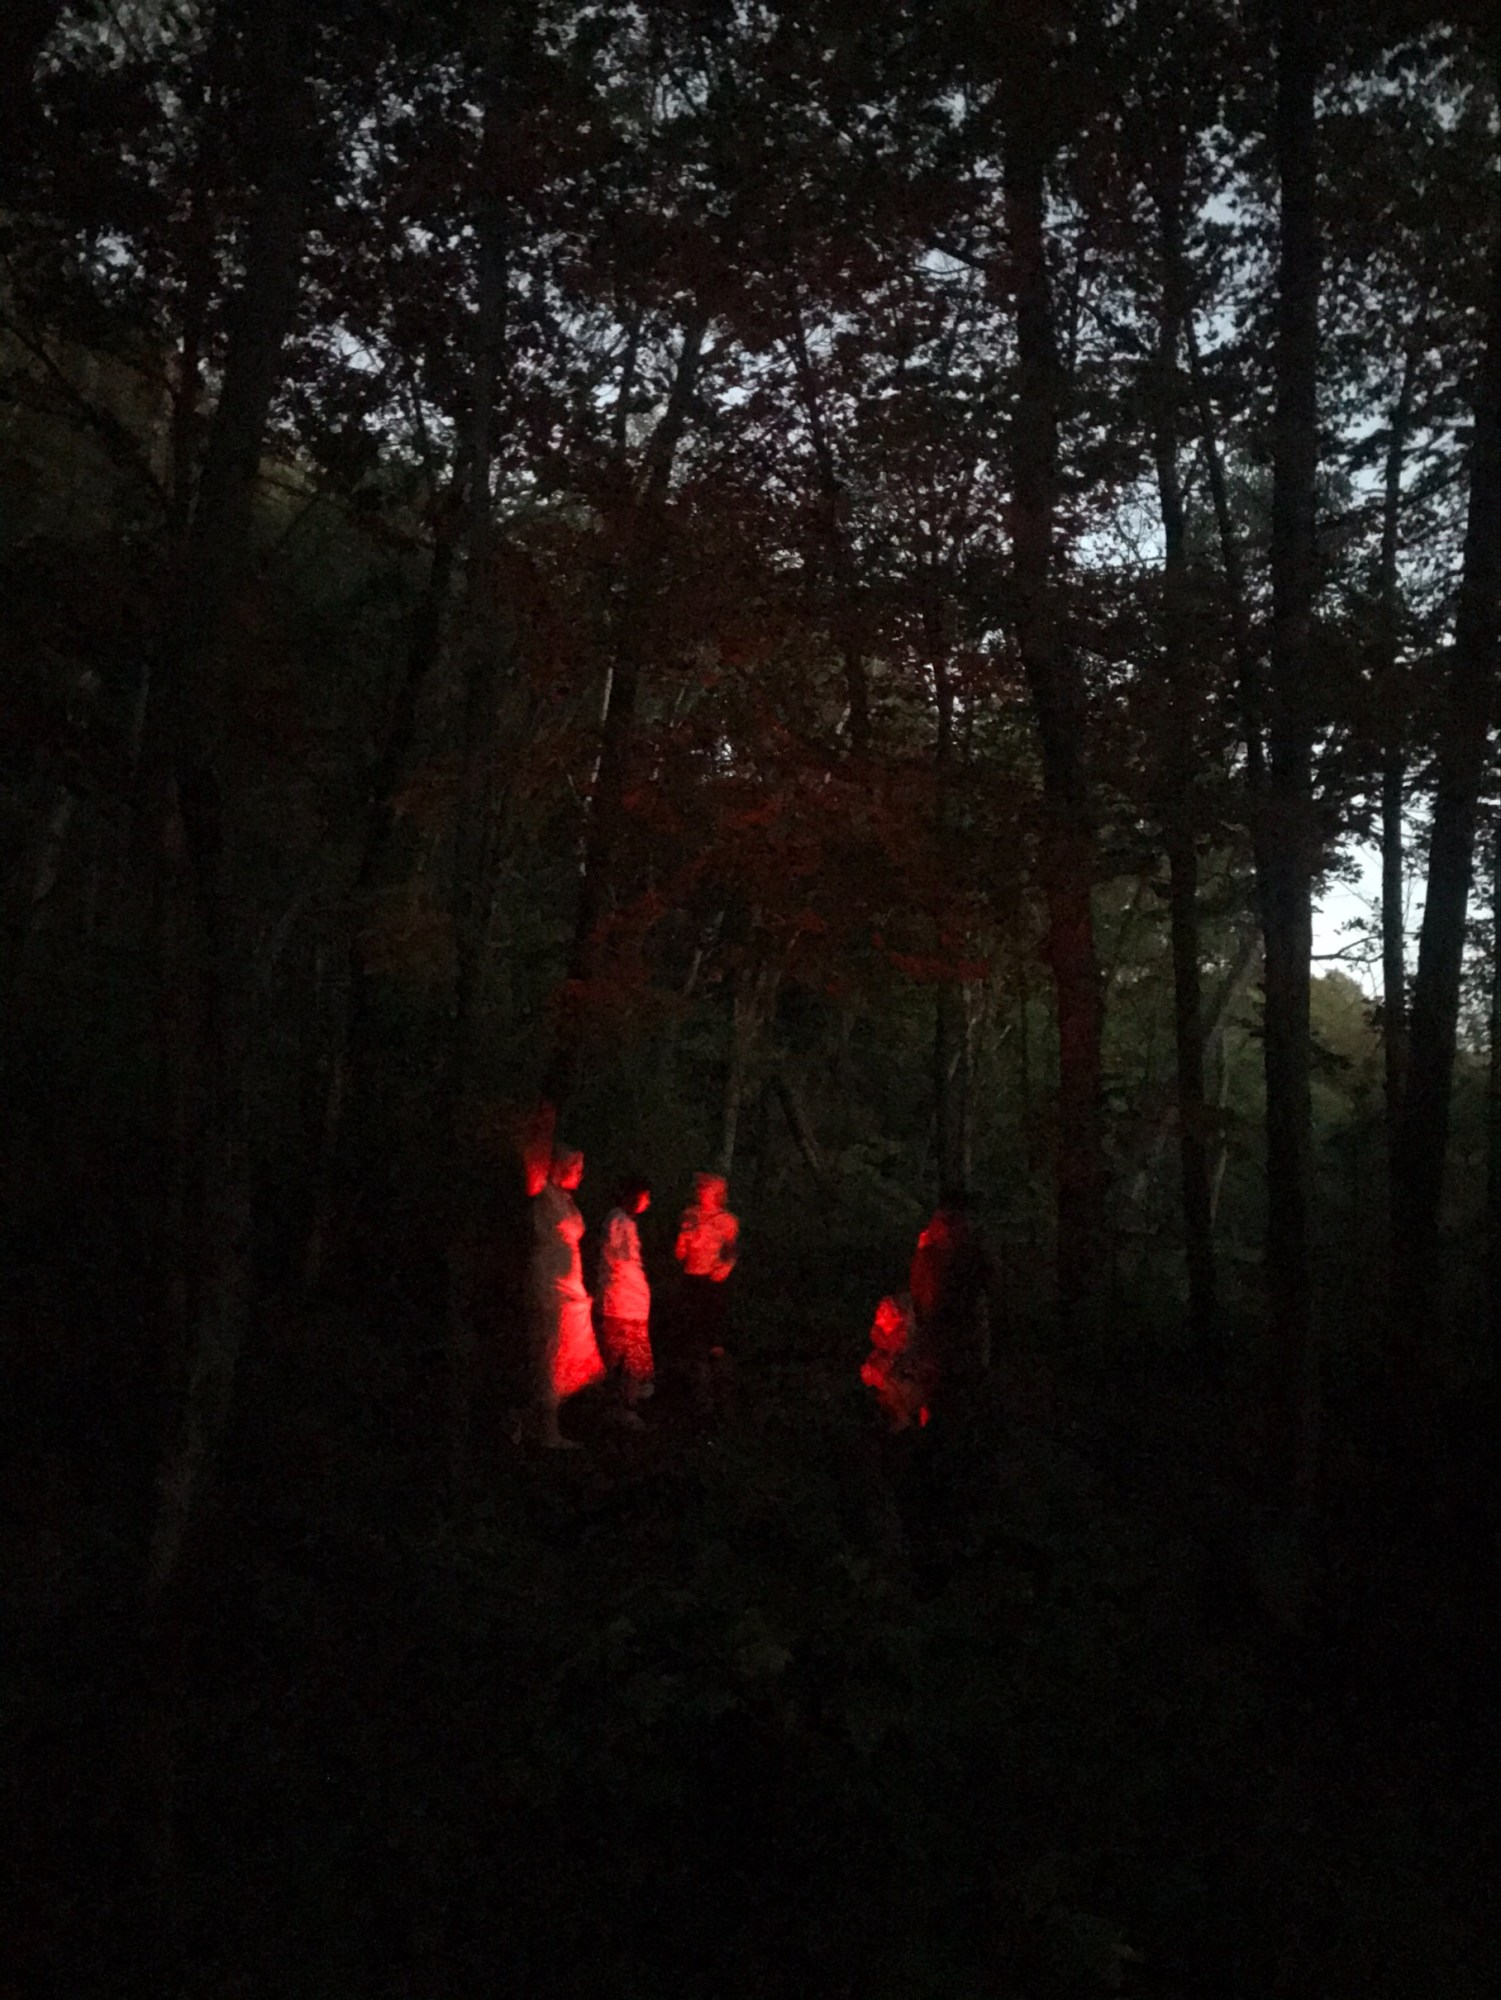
600;1315;648;1426
618;1318;653;1405
704;1281;733;1418
530;1301;579;1448
680;1277;715;1415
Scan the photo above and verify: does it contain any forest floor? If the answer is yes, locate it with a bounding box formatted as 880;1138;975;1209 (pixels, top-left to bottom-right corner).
4;1290;1497;1999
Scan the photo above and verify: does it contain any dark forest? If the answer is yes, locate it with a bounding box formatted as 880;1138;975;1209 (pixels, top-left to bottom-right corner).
2;1;1497;1993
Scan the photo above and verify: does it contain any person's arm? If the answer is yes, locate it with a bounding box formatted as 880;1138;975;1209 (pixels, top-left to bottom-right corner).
598;1211;623;1288
714;1215;739;1280
675;1209;695;1265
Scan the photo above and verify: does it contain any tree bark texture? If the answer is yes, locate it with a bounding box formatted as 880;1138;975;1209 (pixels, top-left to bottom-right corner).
1261;0;1321;1502
1391;213;1501;1386
1003;23;1103;1340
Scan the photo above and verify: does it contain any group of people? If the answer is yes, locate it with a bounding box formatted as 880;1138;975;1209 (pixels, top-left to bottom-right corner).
523;1140;1000;1450
524;1149;739;1448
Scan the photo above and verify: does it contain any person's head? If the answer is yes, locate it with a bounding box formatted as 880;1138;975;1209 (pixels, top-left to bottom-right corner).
551;1147;584;1191
937;1186;973;1217
871;1293;913;1348
694;1171;727;1211
616;1175;652;1216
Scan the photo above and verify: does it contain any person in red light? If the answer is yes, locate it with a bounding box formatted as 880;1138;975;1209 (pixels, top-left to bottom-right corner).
673;1171;739;1416
597;1176;655;1424
526;1146;604;1447
860;1290;929;1432
907;1188;1003;1415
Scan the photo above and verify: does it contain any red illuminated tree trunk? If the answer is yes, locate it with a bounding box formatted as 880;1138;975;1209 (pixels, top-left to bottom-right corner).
1003;21;1103;1339
1391;211;1501;1412
542;309;708;1109
1260;0;1321;1502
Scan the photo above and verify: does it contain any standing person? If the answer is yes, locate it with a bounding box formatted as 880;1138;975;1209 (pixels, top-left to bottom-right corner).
597;1176;655;1425
900;1190;1007;1592
673;1171;739;1416
907;1188;1003;1417
527;1147;604;1447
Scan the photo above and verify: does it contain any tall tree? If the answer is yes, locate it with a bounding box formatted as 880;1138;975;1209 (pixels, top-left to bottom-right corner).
1391;184;1501;1411
1002;4;1104;1338
1259;0;1322;1500
145;0;320;1605
1148;128;1220;1358
541;304;709;1109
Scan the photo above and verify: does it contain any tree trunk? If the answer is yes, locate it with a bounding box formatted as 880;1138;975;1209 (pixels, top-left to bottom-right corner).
1376;333;1421;1160
440;111;513;1489
1259;0;1322;1503
785;283;872;752
1380;755;1407;1142
542;310;708;1109
1150;151;1218;1358
146;0;316;1609
1391;213;1501;1404
1180;307;1263;795
934;983;971;1193
1003;23;1103;1341
771;1072;831;1196
301;506;461;1293
1488;826;1501;1378
930;615;970;1191
719;952;780;1177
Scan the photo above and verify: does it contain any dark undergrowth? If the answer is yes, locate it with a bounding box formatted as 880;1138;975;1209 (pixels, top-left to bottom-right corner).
4;1287;1496;2000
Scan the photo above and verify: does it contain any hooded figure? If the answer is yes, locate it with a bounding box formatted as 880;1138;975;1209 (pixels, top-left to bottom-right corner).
528;1147;604;1443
